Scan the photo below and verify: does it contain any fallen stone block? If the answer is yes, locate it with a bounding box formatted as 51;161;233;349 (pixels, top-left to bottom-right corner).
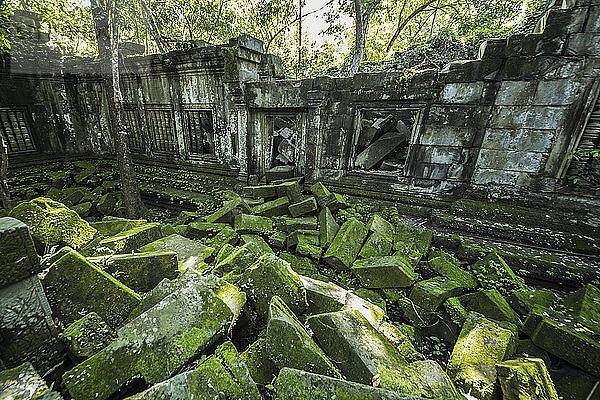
273;367;408;400
239;253;308;320
0;362;63;400
97;223;162;254
279;252;319;276
297;241;323;260
62;277;238;400
310;181;332;207
137;234;214;270
496;358;559;400
359;231;393;258
427;251;478;289
507;288;556;317
551;364;600;400
42;248;141;329
214;242;263;275
125;341;261;400
458;289;521;326
367;214;394;237
209;225;240;251
205;197;250;224
563;284;600;334
0;217;40;289
241;337;277;385
376;321;424;363
289;197;318;217
72;201;92;218
266;296;342;378
241;234;274;253
447;312;517;400
266;165;295;182
276;180;303;204
321;192;349;211
409;276;466;312
87;251;178;293
357;115;396;148
59;312;116;362
470;250;528;296
9;197;97;250
352;255;419;288
378;360;458;398
269;231;287;249
308;309;407;385
95;191;121;216
323;217;368;270
393;223;432;265
355;130;407;170
287;229;319;248
242;184;278;199
234;213;273;235
187;221;228;238
175;210;202;225
251;196;290;216
90;218;147;239
318;207;339;248
444;297;469;325
281;216;318;232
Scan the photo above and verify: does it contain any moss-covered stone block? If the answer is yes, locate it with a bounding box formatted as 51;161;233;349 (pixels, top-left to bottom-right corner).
269;231;287;249
9;197;97;249
427;253;478;289
318;207;339;249
444;297;468;325
378;360;458;398
241;337;277;385
279;252;319;276
0;362;58;400
458;289;520;326
215;242;263;275
251;196;290;217
97;223;162;254
323;217;368;270
563;284;600;334
275;181;303;204
90;218;147;239
447;312;517;400
187;221;227;238
138;234;214;270
496;357;559;400
239;253;308;320
393;223;432;265
59;312;116;362
234;213;273;235
376;321;424;363
175;210;202;225
367;214;394;237
209;225;240;252
242;184;278;199
469;250;528;296
273;367;405;400
281;216;318;232
241;234;274;254
287;229;319;248
507;289;557;317
307;309;407;385
310;182;332;207
42;249;141;329
0;217;40;289
72;202;92;218
205;197;250;224
266;296;342;378
289;197;318;218
215;243;235;266
359;231;393;258
87;251;178;293
62;277;236;400
322;192;349;211
352;255;419;288
409;276;466;312
95;192;121;216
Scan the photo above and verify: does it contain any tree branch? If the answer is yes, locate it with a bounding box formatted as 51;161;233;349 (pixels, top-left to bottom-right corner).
386;0;437;52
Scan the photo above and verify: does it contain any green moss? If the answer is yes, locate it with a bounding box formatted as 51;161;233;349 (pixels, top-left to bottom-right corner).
469;250;527;296
241;337;277;385
97;223;162;254
59;312;116;360
409;276;465;312
323;217;368;270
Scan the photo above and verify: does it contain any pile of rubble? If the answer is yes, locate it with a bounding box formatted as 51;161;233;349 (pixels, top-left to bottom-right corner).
1;178;599;400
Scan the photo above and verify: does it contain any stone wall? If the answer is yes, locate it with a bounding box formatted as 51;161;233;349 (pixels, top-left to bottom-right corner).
1;0;599;205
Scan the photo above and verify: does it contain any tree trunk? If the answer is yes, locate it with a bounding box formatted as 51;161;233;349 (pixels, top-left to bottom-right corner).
90;0;111;60
140;0;167;53
0;135;10;211
349;0;364;75
109;0;146;218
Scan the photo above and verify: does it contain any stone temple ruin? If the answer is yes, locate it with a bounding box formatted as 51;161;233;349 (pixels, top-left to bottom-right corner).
1;1;600;400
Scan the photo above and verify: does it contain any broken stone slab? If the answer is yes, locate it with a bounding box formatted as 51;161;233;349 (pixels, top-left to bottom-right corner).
409;276;466;312
62;277;238;400
137;234;214;271
241;234;274;253
310;181;332;207
377;360;459;399
458;289;521;326
0;275;63;376
507;289;557;317
281;216;318;232
352;255;419;288
376;321;424;363
367;214;395;237
447;312;517;400
289;197;318;217
87;251;178;293
234;213;273;235
97;223;162;254
209;225;240;252
125;341;261;400
279;252;319;276
90;218;147;239
241;336;278;385
496;358;559;400
0;362;63;400
355;129;408;170
269;231;287;249
359;231;393;258
318;207;339;248
9;197;97;250
95;191;122;216
251;196;290;217
187;221;228;238
205;197;251;224
59;312;116;362
275;180;303;204
427;253;478;289
0;217;40;289
357;115;397;148
323;217;368;270
307;309;407;385
287;229;319;248
266;165;295;182
242;184;278;199
42;248;141;329
563;284;600;334
239;253;308;320
321;192;349;211
266;296;342;378
469;250;528;296
297;241;323;260
393;223;432;265
273;367;409;400
214;242;263;275
299;275;385;328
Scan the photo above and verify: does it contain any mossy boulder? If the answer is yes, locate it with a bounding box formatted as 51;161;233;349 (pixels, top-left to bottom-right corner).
507;289;557;317
563;284;600;334
269;231;288;249
42;248;141;329
377;360;458;398
367;214;394;237
323;217;368;270
318;207;339;248
9;197;97;249
138;234;214;270
275;180;303;203
0;217;40;288
458;289;520;326
376;321;424;363
95;192;122;216
241;337;277;385
234;213;273;235
409;276;466;312
242;184;278;199
251;196;290;217
205;197;250;224
496;358;559;400
266;296;342;378
59;312;116;362
97;223;162;254
352;255;419;288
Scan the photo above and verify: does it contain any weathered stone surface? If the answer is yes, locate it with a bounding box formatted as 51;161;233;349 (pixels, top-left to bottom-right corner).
9;197;97;249
97;223;162;254
205;197;250;224
266;165;295;182
367;214;395;236
276;180;303;204
409;276;465;312
352;255;419;288
321;192;349;211
90;218;147;239
0;362;62;400
243;184;278;199
447;312;517;400
87;251;178;293
496;358;559;400
356;130;408;170
273;368;408;400
359;231;393;258
62;277;238;400
323;217;368;270
308;309;407;385
470;250;528;296
43;248;141;329
138;234;214;270
208;225;240;251
241;337;277;385
215;242;263;275
266;296;342;378
234;213;273;235
318;207;339;248
563;284;600;334
251;196;290;216
289;197;318;217
310;182;332;207
95;192;121;216
281;216;318;232
239;253;308;319
378;360;458;398
300;275;385;328
59;312;115;362
0;276;63;375
241;234;274;253
427;253;478;289
187;221;227;238
458;289;520;326
0;217;40;289
125;341;261;400
279;251;319;276
269;230;287;249
507;289;556;317
393;224;432;265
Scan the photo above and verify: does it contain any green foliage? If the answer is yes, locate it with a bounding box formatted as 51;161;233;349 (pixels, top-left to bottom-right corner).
0;2;10;54
568;148;600;187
